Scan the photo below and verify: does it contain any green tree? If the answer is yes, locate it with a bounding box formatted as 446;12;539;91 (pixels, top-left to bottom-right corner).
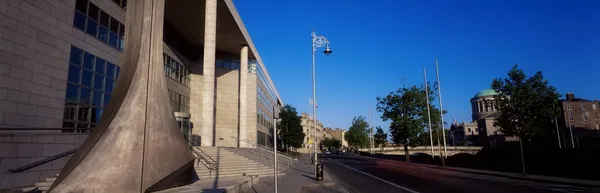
277;105;305;150
373;126;388;147
377;82;446;162
344;116;369;149
321;138;342;150
491;64;561;174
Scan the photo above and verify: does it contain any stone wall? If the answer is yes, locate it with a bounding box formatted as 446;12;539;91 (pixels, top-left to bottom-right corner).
215;67;239;147
246;73;257;145
0;133;88;190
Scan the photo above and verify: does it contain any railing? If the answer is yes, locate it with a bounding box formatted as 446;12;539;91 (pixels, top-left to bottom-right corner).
1;127;91;173
184;138;217;171
231;136;294;168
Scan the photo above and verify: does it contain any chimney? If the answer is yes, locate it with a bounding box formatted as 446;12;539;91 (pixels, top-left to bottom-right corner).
566;93;575;101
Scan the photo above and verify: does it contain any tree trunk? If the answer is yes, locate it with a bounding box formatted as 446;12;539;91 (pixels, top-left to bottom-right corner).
404;143;410;163
519;138;526;175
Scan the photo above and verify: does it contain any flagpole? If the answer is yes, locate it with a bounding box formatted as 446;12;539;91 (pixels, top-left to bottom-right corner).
424;67;435;158
435;58;448;159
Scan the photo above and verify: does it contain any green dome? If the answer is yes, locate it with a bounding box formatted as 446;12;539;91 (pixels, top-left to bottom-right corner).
475;89;499;97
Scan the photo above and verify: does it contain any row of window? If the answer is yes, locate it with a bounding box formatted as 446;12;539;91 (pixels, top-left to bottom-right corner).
75;0;125;52
168;90;190;113
164;54;191;87
257;107;273;129
258;85;274;115
64;46;120;129
568;112;600;121
216;58;241;70
256;64;277;102
566;103;598;111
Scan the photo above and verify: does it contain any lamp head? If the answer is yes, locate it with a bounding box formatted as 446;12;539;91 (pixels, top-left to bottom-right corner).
323;46;332;56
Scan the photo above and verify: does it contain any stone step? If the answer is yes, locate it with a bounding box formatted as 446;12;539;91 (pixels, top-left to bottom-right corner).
195;166;271;173
196;170;280;178
35;181;53;188
202;164;269;170
46;177;56;182
21;187;37;192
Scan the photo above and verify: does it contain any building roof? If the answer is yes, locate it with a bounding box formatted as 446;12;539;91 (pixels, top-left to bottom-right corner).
474;89;499;98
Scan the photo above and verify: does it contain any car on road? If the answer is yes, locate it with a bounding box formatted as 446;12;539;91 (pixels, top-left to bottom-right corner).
324;150;331;155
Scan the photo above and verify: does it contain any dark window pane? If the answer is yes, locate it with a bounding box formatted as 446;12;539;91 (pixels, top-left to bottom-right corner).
92;107;102;123
112;0;119;6
63;121;75;129
94;75;104;90
108;32;118;48
98;26;108;43
92;91;103;106
86;19;98;37
115;67;120;78
80;87;91;104
104;94;111;107
73;11;86;30
77;123;89;128
75;0;88;13
99;11;109;27
63;106;77;121
68;65;81;83
105;78;114;93
122;0;127;9
66;83;79;102
70;46;83;65
88;3;99;21
82;70;93;87
78;106;90;121
83;52;94;70
110;18;119;33
106;63;116;78
95;58;106;74
118;24;125;37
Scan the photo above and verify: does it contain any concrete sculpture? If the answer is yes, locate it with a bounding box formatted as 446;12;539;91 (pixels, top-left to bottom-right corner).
48;0;195;192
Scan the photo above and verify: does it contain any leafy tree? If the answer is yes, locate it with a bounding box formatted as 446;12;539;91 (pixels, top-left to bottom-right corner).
491;64;561;174
373;126;388;147
277;105;305;149
377;82;446;162
344;116;369;149
321;138;342;150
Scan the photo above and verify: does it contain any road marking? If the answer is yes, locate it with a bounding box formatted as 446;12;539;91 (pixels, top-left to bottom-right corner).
326;158;420;193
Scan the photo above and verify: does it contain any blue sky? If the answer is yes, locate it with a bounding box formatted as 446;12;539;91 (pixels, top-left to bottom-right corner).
234;0;600;133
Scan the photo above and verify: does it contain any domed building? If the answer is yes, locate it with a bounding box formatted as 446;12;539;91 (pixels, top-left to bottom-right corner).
469;89;513;147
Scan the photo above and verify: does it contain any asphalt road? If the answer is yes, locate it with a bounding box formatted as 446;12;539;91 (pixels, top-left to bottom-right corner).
321;153;600;193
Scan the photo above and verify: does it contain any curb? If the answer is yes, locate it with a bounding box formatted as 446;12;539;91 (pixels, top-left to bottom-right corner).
349;153;600;188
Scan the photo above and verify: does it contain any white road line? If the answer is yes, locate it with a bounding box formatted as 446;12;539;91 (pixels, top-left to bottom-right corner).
326;158;421;193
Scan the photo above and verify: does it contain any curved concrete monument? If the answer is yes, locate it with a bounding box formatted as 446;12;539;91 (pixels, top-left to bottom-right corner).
48;0;195;192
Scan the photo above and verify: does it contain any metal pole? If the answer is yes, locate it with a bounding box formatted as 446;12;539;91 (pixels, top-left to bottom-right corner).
312;29;318;168
435;58;448;158
273;113;278;193
568;116;575;148
553;104;561;149
369;108;373;154
424;67;435;158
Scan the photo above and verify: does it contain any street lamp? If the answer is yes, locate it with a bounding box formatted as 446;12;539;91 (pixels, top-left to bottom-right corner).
312;29;331;170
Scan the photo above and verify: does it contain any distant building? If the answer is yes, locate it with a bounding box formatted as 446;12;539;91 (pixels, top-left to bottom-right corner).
299;113;324;152
323;127;348;148
449;120;478;145
470;89;517;147
560;93;600;147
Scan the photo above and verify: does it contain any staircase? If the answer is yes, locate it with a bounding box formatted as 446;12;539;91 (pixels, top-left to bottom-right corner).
19;147;286;192
195;146;280;179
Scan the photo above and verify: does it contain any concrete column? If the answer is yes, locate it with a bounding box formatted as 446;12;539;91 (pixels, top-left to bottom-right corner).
202;0;217;146
239;46;249;147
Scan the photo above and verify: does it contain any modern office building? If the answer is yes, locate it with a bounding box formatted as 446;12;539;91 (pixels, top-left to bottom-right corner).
0;0;282;158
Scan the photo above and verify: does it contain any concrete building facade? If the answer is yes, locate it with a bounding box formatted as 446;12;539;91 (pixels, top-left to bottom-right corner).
0;0;281;189
470;89;518;146
299;112;323;153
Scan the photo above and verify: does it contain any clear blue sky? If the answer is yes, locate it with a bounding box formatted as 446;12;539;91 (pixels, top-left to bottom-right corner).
234;0;600;133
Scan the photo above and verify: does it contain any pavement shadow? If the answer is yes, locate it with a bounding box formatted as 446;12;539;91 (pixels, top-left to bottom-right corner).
301;174;316;181
201;147;222;192
291;166;314;176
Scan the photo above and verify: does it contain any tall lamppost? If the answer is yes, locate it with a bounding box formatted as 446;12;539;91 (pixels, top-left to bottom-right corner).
312;29;332;169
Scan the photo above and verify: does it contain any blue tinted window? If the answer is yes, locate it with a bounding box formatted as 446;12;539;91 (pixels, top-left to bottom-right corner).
104;94;111;107
86;19;98;37
74;11;86;30
68;65;81;83
98;26;108;43
105;78;114;93
93;108;102;123
94;75;104;90
95;58;105;74
108;32;118;48
80;87;91;104
81;70;93;87
83;52;94;70
70;47;82;65
66;83;79;102
115;67;120;78
106;63;116;78
118;37;124;51
92;91;103;106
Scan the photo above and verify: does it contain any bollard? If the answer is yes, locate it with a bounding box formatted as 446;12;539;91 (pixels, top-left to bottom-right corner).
315;164;324;181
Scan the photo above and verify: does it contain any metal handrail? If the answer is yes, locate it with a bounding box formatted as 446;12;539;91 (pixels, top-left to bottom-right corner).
7;148;77;173
234;136;296;160
231;136;294;167
183;138;217;170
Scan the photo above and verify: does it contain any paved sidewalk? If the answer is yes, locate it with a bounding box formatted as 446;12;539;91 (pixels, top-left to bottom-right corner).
252;154;349;193
351;153;600;188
